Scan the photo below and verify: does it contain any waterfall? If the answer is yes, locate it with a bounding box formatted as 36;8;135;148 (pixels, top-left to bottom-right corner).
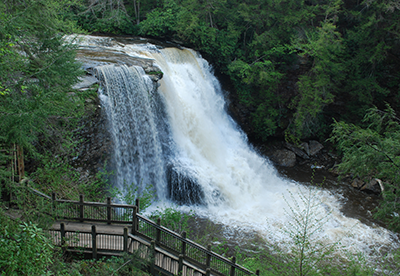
149;48;284;208
76;35;398;257
95;65;168;199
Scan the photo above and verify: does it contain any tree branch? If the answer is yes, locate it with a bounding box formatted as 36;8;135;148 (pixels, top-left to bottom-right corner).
366;142;400;168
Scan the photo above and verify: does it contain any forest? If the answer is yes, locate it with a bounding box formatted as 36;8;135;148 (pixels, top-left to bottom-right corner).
75;0;400;231
1;0;400;275
69;0;400;140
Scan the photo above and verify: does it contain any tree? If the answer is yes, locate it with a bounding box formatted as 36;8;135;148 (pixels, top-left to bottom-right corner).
139;0;181;37
77;0;136;32
339;0;400;117
69;0;400;142
0;0;83;184
289;18;344;140
330;104;400;231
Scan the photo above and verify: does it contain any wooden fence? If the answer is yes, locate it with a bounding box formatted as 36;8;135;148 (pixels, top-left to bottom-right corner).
30;189;258;276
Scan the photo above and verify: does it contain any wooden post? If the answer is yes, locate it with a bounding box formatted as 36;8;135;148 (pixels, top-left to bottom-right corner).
206;268;211;276
230;256;236;276
92;225;97;259
181;231;186;257
178;254;184;275
60;223;66;253
181;231;187;256
156;217;161;246
150;240;155;275
107;197;111;224
135;198;140;213
206;244;211;268
79;195;84;222
52;192;56;218
123;227;128;253
131;206;138;235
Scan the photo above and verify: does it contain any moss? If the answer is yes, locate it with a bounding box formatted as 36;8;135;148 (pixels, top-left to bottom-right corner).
147;71;163;77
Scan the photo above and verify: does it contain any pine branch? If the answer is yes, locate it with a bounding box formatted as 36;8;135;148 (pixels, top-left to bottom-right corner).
366;142;400;168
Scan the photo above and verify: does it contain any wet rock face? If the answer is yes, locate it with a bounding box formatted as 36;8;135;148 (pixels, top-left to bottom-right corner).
70;73;113;178
71;60;163;178
166;164;205;205
73;95;113;175
285;140;324;160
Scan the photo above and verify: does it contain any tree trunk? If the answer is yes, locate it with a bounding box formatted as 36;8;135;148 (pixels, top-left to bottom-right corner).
16;144;25;182
134;0;140;25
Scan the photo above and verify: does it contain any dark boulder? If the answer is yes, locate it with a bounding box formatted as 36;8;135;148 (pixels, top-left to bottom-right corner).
270;149;297;167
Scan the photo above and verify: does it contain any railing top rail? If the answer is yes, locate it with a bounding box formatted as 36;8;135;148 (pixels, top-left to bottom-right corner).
137;213;253;274
55;199;135;209
27;187;52;200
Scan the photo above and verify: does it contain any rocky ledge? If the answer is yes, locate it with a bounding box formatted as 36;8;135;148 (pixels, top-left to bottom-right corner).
261;140;334;169
259;140;384;195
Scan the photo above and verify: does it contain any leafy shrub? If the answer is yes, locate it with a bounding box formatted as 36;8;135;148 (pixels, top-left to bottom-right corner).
0;215;54;275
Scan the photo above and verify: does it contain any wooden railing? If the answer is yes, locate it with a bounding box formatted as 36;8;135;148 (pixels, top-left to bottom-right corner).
30;189;259;276
49;223;218;276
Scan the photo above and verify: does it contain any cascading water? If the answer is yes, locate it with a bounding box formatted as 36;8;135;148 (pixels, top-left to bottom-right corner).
143;47;398;255
74;35;398;258
95;64;168;199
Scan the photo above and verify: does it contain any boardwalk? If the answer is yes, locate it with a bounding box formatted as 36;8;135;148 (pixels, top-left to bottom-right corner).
50;221;209;276
52;221;130;234
28;189;258;276
51;221;131;253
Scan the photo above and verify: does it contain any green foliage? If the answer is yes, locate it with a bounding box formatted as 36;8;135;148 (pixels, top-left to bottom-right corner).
235;247;377;276
339;0;400;118
139;0;181;37
108;181;154;211
227;57;284;140
65;0;400;141
0;0;84;155
0;140;11;194
0;208;149;276
289;14;344;139
330;104;400;231
76;1;137;34
0;213;54;275
252;103;280;139
381;247;400;275
150;206;194;234
60;255;149;276
276;185;339;275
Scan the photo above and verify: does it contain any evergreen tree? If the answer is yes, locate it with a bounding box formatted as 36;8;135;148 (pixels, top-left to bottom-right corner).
0;0;83;183
330;104;400;231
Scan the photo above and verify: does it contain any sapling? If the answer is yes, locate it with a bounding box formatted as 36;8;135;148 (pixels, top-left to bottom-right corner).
270;177;342;276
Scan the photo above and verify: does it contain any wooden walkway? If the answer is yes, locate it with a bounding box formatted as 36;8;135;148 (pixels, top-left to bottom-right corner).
50;221;211;276
30;189;258;276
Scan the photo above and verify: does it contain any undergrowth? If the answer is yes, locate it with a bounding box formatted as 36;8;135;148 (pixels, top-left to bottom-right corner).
2;169;400;275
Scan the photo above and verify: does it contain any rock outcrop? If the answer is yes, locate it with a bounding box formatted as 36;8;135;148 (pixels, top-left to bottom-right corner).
351;178;384;195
